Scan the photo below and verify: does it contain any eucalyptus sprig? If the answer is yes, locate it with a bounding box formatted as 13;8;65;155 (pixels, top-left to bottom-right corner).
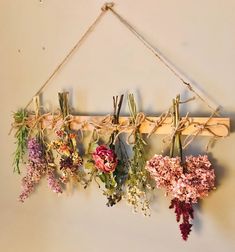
126;94;153;216
12;109;29;174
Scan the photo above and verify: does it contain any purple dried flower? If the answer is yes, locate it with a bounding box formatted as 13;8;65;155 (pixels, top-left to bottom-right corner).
19;138;47;202
60;156;73;170
60;155;82;172
47;169;63;194
27;138;44;162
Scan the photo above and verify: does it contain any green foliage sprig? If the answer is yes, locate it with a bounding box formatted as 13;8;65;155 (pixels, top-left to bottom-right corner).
13;109;29;174
126;94;153;215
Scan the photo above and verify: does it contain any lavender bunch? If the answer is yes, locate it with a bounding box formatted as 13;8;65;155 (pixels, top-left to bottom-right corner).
19;138;47;202
19;137;63;202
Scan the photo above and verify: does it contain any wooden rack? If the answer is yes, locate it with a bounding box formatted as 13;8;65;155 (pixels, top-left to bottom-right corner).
38;115;230;137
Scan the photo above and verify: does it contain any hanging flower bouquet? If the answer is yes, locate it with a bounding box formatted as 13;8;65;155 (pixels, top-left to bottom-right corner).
10;91;223;241
145;95;216;240
125;94;153;215
19;136;63;202
18;97;62;202
86;95;130;206
49;92;86;186
9;2;229;241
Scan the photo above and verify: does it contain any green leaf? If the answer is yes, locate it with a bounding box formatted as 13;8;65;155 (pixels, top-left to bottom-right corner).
84;160;95;170
98;173;106;183
88;142;99;153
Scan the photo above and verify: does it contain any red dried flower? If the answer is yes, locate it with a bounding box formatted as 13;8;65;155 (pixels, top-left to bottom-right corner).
169;198;194;241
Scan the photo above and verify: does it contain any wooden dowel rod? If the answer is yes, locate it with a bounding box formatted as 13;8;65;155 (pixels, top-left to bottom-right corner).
29;115;230;137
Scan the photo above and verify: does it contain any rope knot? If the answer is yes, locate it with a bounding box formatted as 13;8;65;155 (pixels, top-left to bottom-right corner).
183;82;193;91
194;124;205;131
101;2;114;11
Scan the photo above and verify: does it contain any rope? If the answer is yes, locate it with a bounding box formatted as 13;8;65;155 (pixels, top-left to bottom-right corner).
182;109;229;149
127;112;146;144
24;2;219;115
146;109;171;138
107;5;219;114
24;5;109;110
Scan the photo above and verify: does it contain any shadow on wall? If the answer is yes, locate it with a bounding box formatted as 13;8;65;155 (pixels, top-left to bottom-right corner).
207;110;235;240
188;109;235;239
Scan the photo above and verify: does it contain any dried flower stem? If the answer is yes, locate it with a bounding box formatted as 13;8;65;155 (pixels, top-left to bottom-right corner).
170;95;183;161
126;94;152;215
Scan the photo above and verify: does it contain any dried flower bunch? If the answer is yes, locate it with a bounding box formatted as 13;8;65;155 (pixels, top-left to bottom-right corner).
125;94;153;216
49;92;86;186
146;155;215;204
12;109;29;174
92;145;118;173
50;129;84;185
19;137;63;202
11;92;218;241
86;95;130;207
145;95;216;240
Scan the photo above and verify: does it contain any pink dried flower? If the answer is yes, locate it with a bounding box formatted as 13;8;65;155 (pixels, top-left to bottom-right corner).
47;169;63;194
171;155;215;203
92;145;118;173
145;154;215;203
145;155;183;195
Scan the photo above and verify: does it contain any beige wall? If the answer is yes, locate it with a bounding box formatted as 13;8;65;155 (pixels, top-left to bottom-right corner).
1;0;235;251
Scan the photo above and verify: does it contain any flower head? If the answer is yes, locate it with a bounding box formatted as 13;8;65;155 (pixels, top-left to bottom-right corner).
92;145;118;173
145;155;183;195
170;198;194;241
171;155;215;203
145;154;215;203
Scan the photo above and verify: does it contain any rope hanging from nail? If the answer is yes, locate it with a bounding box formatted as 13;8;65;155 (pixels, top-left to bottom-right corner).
24;2;218;114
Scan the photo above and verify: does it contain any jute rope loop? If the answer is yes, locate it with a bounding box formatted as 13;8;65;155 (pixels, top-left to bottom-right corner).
89;114;129;143
162;113;190;146
23;2;218;116
183;116;229;149
127;112;146;144
101;2;114;11
146;110;172;138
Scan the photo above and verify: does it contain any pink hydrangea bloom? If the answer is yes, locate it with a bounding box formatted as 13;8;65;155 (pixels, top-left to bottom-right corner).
92;145;118;173
145;155;183;195
171;155;215;203
145;154;215;203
